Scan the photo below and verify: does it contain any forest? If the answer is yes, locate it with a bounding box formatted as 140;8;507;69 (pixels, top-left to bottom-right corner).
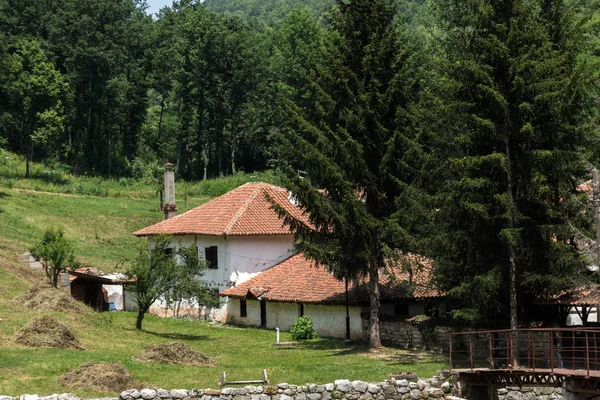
1;0;600;329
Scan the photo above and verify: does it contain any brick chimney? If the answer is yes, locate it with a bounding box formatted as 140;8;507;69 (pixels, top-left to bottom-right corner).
163;162;177;219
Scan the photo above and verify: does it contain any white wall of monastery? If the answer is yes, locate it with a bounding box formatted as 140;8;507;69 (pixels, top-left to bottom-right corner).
149;234;294;292
226;299;364;340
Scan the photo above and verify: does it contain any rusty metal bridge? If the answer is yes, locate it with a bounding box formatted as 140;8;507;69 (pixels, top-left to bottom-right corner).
449;328;600;396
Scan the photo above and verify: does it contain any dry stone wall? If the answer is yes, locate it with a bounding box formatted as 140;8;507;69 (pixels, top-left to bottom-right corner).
3;376;585;400
118;377;460;400
365;320;452;351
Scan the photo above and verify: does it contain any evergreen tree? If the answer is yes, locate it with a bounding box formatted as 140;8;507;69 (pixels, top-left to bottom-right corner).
274;0;423;347
431;0;596;327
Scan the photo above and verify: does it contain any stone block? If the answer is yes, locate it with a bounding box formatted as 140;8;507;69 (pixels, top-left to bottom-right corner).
325;384;334;392
58;394;78;400
141;389;157;400
398;388;409;395
221;390;232;396
170;390;189;399
409;389;421;400
0;397;15;400
408;383;418;390
353;381;368;393
244;388;256;395
283;391;292;396
440;382;451;394
506;391;520;400
278;384;290;390
498;389;508;395
335;380;352;393
190;390;204;398
367;385;380;394
39;395;58;400
426;389;444;399
382;385;396;396
307;394;322;400
280;395;293;400
346;393;360;400
204;390;221;396
396;381;409;388
296;392;306;400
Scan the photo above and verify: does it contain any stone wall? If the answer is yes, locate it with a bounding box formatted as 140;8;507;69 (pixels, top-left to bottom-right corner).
4;376;586;400
119;377;460;400
497;386;565;400
364;319;452;351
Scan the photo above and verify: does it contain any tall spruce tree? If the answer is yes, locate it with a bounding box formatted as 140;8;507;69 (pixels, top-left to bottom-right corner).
431;0;595;328
274;0;422;347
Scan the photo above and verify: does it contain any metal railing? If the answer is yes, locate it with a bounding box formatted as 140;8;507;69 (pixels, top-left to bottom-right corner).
449;328;600;378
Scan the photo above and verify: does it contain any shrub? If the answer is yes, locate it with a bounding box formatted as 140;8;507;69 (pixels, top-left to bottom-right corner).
290;316;318;340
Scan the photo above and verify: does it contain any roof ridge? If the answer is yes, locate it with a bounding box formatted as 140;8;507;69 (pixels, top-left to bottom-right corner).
224;184;263;235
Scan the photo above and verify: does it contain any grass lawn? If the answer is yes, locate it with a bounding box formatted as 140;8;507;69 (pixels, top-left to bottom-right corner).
0;263;448;398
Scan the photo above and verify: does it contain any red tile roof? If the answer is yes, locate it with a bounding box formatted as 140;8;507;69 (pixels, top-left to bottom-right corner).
134;182;311;237
541;285;600;306
220;252;441;304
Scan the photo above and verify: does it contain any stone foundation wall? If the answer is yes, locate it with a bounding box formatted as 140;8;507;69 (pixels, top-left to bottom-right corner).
363;319;452;351
4;376;586;400
497;386;565;400
119;377;461;400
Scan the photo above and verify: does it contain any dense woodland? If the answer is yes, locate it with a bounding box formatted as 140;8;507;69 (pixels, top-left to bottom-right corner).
1;0;600;333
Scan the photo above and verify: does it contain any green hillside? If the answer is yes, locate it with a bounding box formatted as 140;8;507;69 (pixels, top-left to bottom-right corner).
0;154;446;397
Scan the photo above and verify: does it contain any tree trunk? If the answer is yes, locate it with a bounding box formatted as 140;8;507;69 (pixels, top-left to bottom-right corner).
509;249;518;329
26;136;33;178
52;269;60;288
367;261;382;348
505;140;518;331
136;309;145;330
157;96;165;143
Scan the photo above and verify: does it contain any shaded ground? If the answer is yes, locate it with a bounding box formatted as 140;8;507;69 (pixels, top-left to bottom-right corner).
133;342;216;366
58;363;141;392
362;347;446;364
13;315;83;349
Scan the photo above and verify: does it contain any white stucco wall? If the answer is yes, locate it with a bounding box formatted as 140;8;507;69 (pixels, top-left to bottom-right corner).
226;299;364;340
227;235;295;286
148;234;294;292
566;306;598;326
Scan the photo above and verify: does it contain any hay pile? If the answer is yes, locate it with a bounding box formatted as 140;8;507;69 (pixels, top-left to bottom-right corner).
133;342;216;366
15;286;86;313
13;315;83;349
58;362;140;392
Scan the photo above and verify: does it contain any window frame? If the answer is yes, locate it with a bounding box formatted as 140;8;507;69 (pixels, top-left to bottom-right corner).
205;246;218;269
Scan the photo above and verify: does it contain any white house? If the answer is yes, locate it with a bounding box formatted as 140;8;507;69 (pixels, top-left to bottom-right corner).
133;182;312;320
134;179;442;337
220;252;441;340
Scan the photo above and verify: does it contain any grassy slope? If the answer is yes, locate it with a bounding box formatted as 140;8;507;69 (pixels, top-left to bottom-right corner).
0;155;447;396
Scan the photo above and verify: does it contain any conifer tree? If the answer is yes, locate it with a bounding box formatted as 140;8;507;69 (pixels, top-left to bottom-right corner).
274;0;423;347
431;0;596;327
